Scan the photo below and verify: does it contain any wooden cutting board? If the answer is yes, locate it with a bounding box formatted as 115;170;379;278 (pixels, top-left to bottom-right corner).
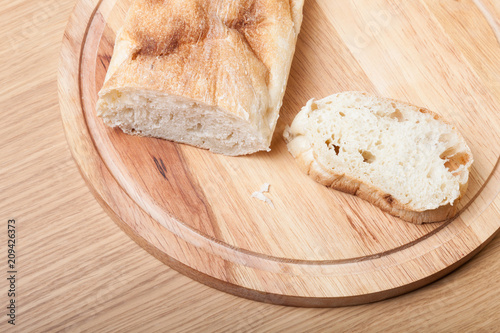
59;0;500;306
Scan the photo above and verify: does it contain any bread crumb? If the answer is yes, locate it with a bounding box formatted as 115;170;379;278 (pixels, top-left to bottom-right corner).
251;183;274;209
259;183;270;193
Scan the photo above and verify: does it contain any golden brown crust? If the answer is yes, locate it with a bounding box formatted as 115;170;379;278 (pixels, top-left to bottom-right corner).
290;144;459;224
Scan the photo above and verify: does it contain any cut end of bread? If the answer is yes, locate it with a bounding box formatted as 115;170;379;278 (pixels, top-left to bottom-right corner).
284;92;473;223
97;89;270;156
95;0;306;156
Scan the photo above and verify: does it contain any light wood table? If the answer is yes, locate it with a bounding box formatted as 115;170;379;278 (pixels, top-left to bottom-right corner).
1;0;499;331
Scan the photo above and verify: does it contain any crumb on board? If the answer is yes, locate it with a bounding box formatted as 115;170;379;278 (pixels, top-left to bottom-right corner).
251;183;274;209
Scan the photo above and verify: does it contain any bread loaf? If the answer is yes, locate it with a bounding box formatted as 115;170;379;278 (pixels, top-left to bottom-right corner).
96;0;304;156
283;92;473;224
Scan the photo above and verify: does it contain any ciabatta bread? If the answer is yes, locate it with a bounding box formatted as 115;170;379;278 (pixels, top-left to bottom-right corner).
96;0;304;156
283;92;473;224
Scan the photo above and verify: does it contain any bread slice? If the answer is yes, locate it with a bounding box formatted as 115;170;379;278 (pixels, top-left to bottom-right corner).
96;0;304;156
283;92;473;224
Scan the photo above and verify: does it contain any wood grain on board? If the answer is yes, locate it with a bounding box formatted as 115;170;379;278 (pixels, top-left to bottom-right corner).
58;0;500;306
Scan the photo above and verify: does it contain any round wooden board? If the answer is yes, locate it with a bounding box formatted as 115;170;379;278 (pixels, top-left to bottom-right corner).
59;0;500;306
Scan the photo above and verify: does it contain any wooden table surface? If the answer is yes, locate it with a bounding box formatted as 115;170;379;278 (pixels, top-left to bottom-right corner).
1;0;499;331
